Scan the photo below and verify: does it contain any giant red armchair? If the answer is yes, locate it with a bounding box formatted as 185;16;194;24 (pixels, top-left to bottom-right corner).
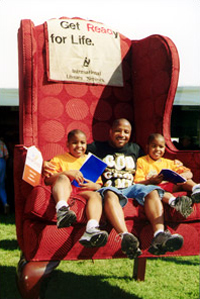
14;17;200;299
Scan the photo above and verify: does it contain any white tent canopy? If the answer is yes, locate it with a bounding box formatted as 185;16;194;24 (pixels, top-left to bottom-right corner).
0;89;19;106
174;86;200;106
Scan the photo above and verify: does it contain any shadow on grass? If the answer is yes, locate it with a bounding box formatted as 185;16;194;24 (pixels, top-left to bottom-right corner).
1;239;19;250
0;266;21;299
0;263;141;299
159;256;199;266
1;212;16;225
41;270;142;299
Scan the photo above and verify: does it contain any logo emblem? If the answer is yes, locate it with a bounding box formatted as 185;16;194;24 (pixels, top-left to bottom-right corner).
83;57;90;67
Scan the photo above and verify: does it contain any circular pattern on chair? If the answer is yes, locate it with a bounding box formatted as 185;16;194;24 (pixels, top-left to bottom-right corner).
40;120;65;142
89;99;98;116
92;100;112;121
65;99;89;120
114;103;133;121
93;122;110;141
66;121;91;141
113;83;132;101
39;97;64;119
40;81;63;95
64;83;88;97
41;143;65;160
89;85;112;99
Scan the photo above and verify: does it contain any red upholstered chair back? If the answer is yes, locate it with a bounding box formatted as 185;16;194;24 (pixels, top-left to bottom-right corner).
14;22;200;297
18;18;180;161
16;17;186;252
18;18;136;162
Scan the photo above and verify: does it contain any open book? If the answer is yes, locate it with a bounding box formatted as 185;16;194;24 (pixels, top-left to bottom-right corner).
159;169;186;184
72;153;107;187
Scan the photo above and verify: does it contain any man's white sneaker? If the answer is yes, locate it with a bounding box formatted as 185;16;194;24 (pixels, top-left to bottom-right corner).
79;227;108;248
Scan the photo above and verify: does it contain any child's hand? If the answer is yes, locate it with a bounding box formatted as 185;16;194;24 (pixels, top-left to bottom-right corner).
148;174;164;185
67;170;84;184
79;178;99;190
43;161;56;178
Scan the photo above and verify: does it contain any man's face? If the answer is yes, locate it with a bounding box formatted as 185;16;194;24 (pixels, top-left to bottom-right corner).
109;120;131;148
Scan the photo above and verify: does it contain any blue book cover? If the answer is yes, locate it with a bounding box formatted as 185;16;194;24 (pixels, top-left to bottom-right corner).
159;169;186;184
72;153;107;187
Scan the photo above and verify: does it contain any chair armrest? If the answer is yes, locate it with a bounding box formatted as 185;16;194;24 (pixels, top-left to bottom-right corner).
14;145;34;251
165;146;200;183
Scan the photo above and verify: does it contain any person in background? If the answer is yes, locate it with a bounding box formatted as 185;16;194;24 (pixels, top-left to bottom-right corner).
134;133;200;215
0;138;9;214
177;135;199;150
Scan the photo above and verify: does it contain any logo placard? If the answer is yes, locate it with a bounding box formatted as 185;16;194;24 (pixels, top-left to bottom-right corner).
46;18;123;86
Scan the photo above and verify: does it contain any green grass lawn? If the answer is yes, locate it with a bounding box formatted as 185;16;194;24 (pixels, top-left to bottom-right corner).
0;213;199;299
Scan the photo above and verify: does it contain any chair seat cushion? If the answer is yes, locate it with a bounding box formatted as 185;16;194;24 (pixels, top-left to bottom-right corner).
24;185;88;224
24;185;200;224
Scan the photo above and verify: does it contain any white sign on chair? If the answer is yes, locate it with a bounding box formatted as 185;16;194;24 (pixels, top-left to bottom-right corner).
46;18;123;86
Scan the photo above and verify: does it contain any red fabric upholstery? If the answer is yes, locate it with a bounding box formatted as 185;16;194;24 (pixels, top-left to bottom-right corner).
14;18;200;263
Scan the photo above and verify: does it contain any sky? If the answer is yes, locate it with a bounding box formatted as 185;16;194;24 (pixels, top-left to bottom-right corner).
0;0;199;88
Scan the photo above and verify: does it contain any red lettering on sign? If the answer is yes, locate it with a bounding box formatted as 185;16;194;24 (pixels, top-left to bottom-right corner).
86;23;118;39
87;23;95;32
87;23;112;34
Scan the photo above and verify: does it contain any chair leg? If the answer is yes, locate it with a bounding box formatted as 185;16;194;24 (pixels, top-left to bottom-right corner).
133;257;147;281
16;254;60;299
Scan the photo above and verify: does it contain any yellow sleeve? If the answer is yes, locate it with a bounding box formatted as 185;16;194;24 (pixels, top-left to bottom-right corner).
48;156;63;174
173;164;190;174
134;158;147;182
164;158;190;174
96;176;103;186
